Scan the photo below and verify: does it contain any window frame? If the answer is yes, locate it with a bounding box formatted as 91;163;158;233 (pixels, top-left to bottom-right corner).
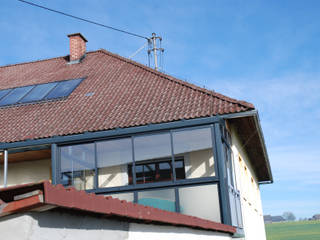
55;121;239;227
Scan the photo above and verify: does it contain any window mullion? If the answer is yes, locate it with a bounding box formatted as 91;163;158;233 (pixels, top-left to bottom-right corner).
94;142;98;189
131;137;137;185
175;187;180;212
170;130;176;182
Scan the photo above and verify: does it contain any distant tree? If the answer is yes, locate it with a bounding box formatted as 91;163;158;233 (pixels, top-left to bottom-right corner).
282;212;296;221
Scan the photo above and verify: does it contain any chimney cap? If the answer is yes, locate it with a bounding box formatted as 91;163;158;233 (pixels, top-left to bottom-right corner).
67;33;88;42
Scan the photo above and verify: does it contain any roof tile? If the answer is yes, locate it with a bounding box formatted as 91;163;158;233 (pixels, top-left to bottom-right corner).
0;49;254;143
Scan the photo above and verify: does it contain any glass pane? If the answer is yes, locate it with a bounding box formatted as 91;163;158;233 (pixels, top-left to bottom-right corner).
0;89;11;100
19;82;58;103
134;133;171;162
175;159;186;180
106;192;134;202
138;188;176;212
229;188;238;226
60;143;95;190
45;78;83;99
173;127;215;179
132;159;178;185
179;184;221;222
97;138;132;188
0;85;34;106
235;193;243;228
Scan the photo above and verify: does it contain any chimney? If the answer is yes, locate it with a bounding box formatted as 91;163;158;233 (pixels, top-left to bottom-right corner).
67;33;88;62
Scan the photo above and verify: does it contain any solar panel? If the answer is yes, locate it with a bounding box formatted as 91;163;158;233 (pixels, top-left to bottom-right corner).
0;89;12;101
0;78;84;107
45;78;83;100
19;82;58;103
0;86;34;106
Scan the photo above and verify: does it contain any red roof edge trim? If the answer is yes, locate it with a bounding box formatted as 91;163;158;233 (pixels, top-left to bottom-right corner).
0;191;44;217
0;181;235;234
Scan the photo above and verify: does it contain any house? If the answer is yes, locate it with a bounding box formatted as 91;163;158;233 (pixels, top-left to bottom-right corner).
0;33;272;240
263;215;285;224
312;214;320;221
270;216;285;223
263;215;272;224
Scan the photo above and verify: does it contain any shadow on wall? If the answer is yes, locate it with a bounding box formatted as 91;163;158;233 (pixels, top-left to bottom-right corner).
0;209;129;231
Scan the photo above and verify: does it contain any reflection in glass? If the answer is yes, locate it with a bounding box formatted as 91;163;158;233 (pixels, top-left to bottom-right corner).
179;184;221;222
0;89;11;101
60;143;95;190
97;138;132;188
45;78;82;99
128;159;185;184
134;133;171;162
173;127;215;179
138;188;176;212
106;192;134;202
0;85;34;106
20;82;58;103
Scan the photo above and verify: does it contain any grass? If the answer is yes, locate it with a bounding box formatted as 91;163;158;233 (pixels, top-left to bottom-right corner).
265;220;320;240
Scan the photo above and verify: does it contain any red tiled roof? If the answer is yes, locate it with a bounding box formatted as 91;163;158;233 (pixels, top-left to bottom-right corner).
0;49;254;143
0;181;236;234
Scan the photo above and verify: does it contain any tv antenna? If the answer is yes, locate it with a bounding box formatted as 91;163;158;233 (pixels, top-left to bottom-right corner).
148;33;164;71
18;0;165;71
129;33;164;71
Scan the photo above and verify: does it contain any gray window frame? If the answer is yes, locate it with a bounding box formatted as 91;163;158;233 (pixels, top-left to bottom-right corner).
48;118;240;227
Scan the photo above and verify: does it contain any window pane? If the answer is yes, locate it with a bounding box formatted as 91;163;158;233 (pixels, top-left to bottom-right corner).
229;188;238;226
235;193;243;228
173;127;215;179
0;89;11;100
19;82;58;103
179;184;221;222
60;143;95;190
174;159;186;180
130;159;177;184
45;78;83;99
106;192;134;202
97;138;132;188
0;85;34;106
138;188;176;212
134;133;171;162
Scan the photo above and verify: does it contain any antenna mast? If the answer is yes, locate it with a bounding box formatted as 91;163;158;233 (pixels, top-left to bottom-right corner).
148;33;164;71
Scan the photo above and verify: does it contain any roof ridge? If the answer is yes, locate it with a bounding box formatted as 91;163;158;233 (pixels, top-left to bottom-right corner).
0;48;254;109
97;49;254;109
0;50;102;69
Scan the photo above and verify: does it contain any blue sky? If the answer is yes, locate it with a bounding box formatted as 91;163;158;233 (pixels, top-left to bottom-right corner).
1;0;319;218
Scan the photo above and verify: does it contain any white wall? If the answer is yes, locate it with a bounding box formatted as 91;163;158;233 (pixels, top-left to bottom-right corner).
0;211;232;240
229;125;266;240
128;222;232;240
0;159;51;188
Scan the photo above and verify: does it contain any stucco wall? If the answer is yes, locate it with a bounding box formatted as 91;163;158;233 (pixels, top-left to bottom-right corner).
230;125;266;240
0;211;232;240
128;222;232;240
0;159;51;188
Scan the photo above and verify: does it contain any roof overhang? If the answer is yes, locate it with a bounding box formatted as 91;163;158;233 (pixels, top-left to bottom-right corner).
223;110;273;183
0;181;236;234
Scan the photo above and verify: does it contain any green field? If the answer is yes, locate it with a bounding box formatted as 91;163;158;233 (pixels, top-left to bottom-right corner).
265;220;320;240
